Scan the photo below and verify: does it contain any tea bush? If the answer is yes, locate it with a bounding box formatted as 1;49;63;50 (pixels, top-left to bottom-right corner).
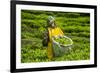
21;10;90;63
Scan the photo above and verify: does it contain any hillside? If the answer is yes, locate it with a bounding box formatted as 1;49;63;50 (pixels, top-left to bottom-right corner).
21;10;90;63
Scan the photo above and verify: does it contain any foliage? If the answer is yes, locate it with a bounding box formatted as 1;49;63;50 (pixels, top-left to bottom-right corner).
21;10;90;63
54;37;72;45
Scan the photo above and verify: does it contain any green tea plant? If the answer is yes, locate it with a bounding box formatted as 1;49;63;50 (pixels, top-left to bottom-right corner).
54;37;72;45
21;10;90;63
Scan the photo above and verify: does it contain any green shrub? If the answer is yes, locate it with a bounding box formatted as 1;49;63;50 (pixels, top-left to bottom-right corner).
21;10;90;63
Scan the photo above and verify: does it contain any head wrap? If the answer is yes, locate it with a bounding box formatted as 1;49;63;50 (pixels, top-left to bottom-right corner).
47;16;55;22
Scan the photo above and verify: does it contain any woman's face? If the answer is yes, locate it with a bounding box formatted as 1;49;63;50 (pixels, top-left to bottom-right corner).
49;20;55;28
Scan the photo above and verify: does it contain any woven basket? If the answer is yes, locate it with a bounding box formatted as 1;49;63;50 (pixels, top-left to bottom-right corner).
52;36;73;57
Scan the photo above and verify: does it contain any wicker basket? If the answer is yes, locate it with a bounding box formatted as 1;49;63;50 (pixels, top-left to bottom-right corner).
52;36;73;57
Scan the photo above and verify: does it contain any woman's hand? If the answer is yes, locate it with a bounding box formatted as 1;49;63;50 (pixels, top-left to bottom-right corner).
58;35;63;38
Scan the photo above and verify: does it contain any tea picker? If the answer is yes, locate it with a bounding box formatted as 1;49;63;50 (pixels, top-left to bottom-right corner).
43;16;73;60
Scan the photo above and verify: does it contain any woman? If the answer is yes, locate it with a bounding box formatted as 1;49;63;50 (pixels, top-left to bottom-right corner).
43;16;64;60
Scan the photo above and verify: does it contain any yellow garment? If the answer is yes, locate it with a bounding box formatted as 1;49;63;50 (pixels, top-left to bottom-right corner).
47;27;64;60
